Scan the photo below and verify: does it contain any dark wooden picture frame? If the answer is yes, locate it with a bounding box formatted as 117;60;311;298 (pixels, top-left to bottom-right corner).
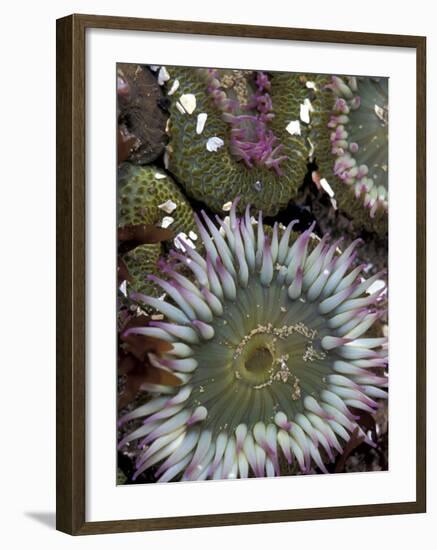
56;13;426;535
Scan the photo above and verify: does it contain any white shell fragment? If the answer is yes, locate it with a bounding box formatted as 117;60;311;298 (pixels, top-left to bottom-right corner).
305;81;316;90
158;199;177;214
119;280;127;297
168;79;180;96
158;66;170;86
154;172;167;180
300;98;314;124
161;216;174;228
206;137;224;152
188;231;198;241
285;120;301;136
300;103;310;124
179;93;197;114
196;113;208;134
320;178;335;198
222;201;233;212
175;232;196;252
175;101;186;115
307;137;315;159
149;65;160;72
305;98;314;111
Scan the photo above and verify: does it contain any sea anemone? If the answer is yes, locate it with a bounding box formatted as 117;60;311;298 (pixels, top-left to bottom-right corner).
118;163;196;295
309;76;388;234
163;67;310;216
118;199;388;482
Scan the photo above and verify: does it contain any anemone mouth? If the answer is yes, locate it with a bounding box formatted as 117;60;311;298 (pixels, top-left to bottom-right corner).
205;69;287;175
186;278;332;437
241;343;274;379
119;199;388;482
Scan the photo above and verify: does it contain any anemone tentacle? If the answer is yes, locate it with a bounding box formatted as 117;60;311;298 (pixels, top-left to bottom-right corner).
119;199;388;481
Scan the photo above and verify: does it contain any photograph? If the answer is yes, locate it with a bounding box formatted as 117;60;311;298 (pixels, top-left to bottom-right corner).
116;63;389;485
0;0;431;544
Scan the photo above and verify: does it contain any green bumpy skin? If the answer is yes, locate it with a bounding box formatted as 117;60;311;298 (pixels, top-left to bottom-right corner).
123;244;161;295
118;163;196;295
165;67;310;216
118;163;195;230
309;75;388;236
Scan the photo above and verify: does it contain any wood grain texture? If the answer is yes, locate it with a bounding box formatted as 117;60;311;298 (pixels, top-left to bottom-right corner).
72;13;424;46
56;13;427;536
415;36;427;514
56;14;86;535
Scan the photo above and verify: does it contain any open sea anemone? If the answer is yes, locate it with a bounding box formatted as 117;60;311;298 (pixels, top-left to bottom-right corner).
164;67;310;217
118;199;388;482
310;76;388;235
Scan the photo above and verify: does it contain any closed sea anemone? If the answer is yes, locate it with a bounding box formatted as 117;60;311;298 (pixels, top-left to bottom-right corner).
164;67;310;216
118;199;388;482
118;163;196;295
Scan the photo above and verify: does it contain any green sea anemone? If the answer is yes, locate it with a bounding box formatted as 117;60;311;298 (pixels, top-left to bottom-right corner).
118;199;388;481
118;163;195;230
118;163;196;294
164;67;310;216
309;76;388;234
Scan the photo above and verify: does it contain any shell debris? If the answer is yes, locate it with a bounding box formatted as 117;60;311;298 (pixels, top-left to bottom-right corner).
320;178;335;198
161;216;174;228
196;113;208;134
299;98;314;124
158;66;170;86
206;136;224;152
158;199;177;214
177;93;197;115
175;232;196;251
168;79;180;96
285;120;301;136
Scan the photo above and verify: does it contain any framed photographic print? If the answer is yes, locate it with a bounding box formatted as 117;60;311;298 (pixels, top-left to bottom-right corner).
56;14;426;535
